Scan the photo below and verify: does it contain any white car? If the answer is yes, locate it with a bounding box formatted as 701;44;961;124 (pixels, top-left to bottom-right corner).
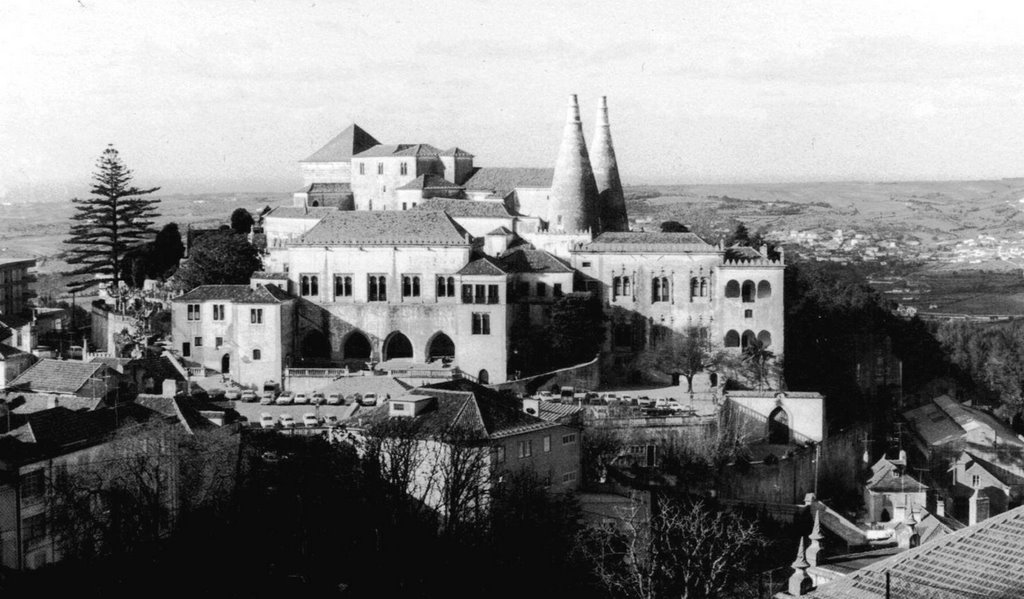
224;388;242;401
303;413;320;427
240;390;259;403
326;393;343;405
324;415;340;426
279;414;296;428
259;413;275;429
275;392;294;405
360;393;378;406
656;398;685;412
294;393;309;405
537;391;554;401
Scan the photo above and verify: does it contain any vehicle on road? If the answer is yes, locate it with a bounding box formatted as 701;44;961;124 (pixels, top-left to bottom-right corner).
275;392;294;405
326;393;343;405
259;413;275;429
261;391;277;404
303;413;319;427
537;391;554;401
360;393;378;406
637;396;656;408
279;414;295;428
224;388;242;401
263;380;281;397
294;393;309;405
241;390;259;403
655;398;685;412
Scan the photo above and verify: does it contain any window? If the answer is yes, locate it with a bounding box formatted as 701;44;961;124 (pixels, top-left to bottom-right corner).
543;436;551;452
194;336;203;347
553;283;563;298
437;276;455;297
359;162;365;175
402;202;407;210
517;281;530;297
23;513;46;544
496;445;506;463
742;280;756;303
690;277;709;300
472;313;491;335
562;470;578;484
393;403;406;411
462;284;474;304
182;342;191;357
402;275;421;298
562;433;577;445
186;304;201;321
613;276;632;299
21;470;45;502
213;304;225;321
253;349;262;361
972;474;981;488
368;275;387;301
215;337;223;348
724;330;740;348
518;439;533;458
487;284;499;304
651;276;669;302
400;162;408;176
725;280;741;298
582;261;592;267
334;275;353;298
536;282;547;297
250;309;263;324
300;275;319;297
744;309;753;318
473;284;485;304
377;162;384;175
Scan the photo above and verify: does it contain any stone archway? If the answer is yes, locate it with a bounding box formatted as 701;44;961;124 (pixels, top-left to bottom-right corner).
383;332;414;361
768;406;790;444
478;369;490;384
221;354;230;374
426;332;455;362
342;331;372;360
300;330;331;360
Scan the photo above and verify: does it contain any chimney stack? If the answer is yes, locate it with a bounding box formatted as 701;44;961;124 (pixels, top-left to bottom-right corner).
590;96;629;232
549;95;600;234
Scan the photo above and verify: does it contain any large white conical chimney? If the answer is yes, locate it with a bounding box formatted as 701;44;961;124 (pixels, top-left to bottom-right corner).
590;96;628;232
548;95;600;233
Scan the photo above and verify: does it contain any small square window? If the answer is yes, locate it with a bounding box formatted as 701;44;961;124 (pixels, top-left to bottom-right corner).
215;337;223;348
194;336;203;347
744;309;753;318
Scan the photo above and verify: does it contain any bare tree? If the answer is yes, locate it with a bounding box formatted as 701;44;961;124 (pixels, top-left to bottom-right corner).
579;498;766;599
637;326;728;392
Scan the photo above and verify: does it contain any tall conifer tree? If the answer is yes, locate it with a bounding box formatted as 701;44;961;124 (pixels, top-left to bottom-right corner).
65;146;161;292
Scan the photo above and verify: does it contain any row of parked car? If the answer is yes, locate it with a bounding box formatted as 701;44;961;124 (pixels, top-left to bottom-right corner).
227;388;381;407
533;390;691;412
259;412;342;429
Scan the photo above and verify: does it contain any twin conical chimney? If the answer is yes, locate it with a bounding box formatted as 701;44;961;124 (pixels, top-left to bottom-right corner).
549;95;600;233
590;96;629;232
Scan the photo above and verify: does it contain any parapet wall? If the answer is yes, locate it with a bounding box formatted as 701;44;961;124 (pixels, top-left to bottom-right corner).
492;355;600;395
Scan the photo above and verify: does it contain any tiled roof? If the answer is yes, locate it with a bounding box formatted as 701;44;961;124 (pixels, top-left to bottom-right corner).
9;359;111;395
724;245;765;261
457;256;507;276
439;147;474;157
580;232;718;253
4;392;104;414
252;271;289;280
0;257;35;268
0;342;28;359
806;504;1024;599
301;124;380;163
173;284;292;304
417;198;512;218
865;458;928;493
462;167;554;194
537;402;584;422
293;211;469;247
307;182;352;193
487;226;514;236
963;452;1024;487
353;143;443;159
902;395;1024;449
497;246;574;274
397;174;463;191
134;395;212;434
265;206;338;219
392;143;444;157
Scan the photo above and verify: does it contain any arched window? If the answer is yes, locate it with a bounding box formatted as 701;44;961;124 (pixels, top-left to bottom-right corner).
690;277;699;299
700;278;708;297
651;276;669;303
300;276;310;296
368;276;378;301
412;277;421;297
368;275;387;301
478;369;490;384
757;330;772;346
725;280;740;298
741;330;757;349
310;276;318;297
613;276;622;299
742;280;755;303
402;276;411;297
623;276;631;295
758;280;772;299
724;330;740;348
768;407;790;444
446;277;455;297
252;348;262;361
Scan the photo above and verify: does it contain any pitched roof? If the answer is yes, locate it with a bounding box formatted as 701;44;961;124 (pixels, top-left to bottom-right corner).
0;342;28;359
962;452;1024;487
457;256;508;276
307;182;353;193
292;211;469;247
865;457;928;493
251;271;289;280
392;143;444;157
497;246;574;274
724;245;765;260
264;206;338;220
902;395;1024;449
301;124;381;163
462;167;555;194
806;504;1024;599
353;143;443;159
580;232;718;253
173;284;292;304
537;402;584;422
416;197;512;218
9;359;111;395
439;147;474;157
488;226;514;236
4;392;105;414
397;174;463;191
134;395;212;434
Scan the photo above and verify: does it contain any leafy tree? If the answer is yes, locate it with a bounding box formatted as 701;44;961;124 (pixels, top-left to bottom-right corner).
724;222;750;247
742;336;777;391
230;207;255;235
549;292;607;366
119;223;184;288
171;230;261;291
636;325;725;391
64;146;161;292
660;221;690;233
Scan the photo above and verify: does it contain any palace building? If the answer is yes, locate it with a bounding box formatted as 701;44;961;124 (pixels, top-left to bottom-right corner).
172;96;784;388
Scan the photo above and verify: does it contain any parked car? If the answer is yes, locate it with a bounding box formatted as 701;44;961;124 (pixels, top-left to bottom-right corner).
324;415;340;426
360;393;378;406
303;413;320;427
241;390;259;403
279;414;296;428
537;391;554;401
573;389;589;401
638;396;656;408
655;398;685;412
224;388;242;401
602;393;619;403
311;392;326;405
259;413;275;429
275;392;294;405
261;391;277;404
294;393;309;405
326;393;343;406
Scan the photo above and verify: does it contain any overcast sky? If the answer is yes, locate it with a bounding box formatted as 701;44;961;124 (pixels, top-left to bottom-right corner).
2;0;1023;197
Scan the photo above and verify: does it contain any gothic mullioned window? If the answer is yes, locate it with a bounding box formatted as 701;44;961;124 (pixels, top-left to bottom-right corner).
612;276;632;300
300;275;319;297
651;276;669;303
436;276;456;297
334;275;353;298
402;275;421;298
368;275;387;301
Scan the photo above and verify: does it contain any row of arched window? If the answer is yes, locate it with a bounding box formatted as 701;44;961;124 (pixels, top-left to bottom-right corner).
724;329;772;349
724;280;772;303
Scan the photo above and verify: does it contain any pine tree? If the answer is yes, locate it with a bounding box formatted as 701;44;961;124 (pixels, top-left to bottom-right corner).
65;146;161;292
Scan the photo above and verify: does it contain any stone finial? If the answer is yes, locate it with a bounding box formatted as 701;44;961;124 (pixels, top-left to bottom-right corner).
806;502;825;566
788;538;813;596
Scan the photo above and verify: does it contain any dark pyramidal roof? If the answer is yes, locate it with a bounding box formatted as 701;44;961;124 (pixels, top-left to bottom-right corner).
302;124;381;163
